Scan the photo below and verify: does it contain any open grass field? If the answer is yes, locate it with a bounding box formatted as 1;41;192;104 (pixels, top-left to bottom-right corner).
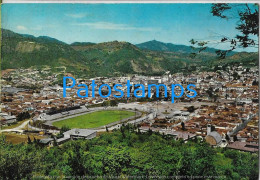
2;132;45;144
53;110;135;129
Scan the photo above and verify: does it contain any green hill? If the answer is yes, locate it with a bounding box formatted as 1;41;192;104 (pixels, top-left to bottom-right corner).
1;29;258;78
2;29;160;77
136;40;237;56
1;29;91;77
72;41;164;76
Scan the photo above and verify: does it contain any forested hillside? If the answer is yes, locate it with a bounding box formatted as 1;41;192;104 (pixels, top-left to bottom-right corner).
0;126;258;179
2;29;258;78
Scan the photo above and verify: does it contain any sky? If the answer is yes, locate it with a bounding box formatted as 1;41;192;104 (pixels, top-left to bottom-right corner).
2;3;258;52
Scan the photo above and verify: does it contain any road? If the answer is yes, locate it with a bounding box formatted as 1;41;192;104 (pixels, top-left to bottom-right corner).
0;120;30;133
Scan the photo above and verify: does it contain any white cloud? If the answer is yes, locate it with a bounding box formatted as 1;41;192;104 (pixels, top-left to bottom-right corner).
31;25;57;31
31;25;42;31
66;13;88;18
73;21;159;32
16;25;27;31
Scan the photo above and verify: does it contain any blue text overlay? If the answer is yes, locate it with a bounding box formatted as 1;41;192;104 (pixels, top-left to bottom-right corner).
63;77;197;103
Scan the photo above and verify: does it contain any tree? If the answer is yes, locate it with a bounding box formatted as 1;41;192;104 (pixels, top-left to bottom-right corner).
17;111;31;121
233;135;238;141
225;133;230;142
102;147;131;176
181;122;185;130
191;3;259;58
233;72;240;80
120;125;126;138
57;125;70;138
137;128;141;134
110;100;118;106
27;136;32;144
33;137;39;145
0;130;258;178
102;101;109;107
53;138;58;147
60;125;70;133
187;106;195;113
147;128;153;135
252;80;258;86
206;87;214;98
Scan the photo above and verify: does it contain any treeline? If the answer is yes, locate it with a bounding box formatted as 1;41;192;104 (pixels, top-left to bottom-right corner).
0;125;258;179
17;111;30;121
47;106;81;115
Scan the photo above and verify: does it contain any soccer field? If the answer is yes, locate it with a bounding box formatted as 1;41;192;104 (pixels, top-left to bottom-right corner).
52;110;135;129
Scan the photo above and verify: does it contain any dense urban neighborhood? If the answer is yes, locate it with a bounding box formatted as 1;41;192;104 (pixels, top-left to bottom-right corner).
1;63;258;153
0;63;259;179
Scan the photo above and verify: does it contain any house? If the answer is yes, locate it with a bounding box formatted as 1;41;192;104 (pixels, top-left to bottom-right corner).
63;129;97;140
139;126;196;142
38;129;97;146
227;141;258;153
56;137;70;145
165;130;196;141
0;113;16;125
39;138;54;146
205;124;227;147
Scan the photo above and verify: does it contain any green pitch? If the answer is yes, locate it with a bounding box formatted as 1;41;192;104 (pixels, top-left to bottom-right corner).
52;110;135;129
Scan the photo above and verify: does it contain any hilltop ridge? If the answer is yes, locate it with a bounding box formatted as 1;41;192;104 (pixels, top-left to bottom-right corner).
1;29;258;78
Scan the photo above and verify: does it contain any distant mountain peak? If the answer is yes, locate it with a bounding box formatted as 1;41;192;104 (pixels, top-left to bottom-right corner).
1;28;65;45
2;29;253;78
136;40;236;55
147;39;164;44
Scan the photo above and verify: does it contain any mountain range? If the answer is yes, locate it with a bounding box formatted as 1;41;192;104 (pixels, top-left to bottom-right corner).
136;40;235;55
1;29;258;78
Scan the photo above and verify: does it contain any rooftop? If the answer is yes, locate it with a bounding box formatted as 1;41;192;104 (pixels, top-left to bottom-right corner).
227;141;258;153
64;128;96;137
